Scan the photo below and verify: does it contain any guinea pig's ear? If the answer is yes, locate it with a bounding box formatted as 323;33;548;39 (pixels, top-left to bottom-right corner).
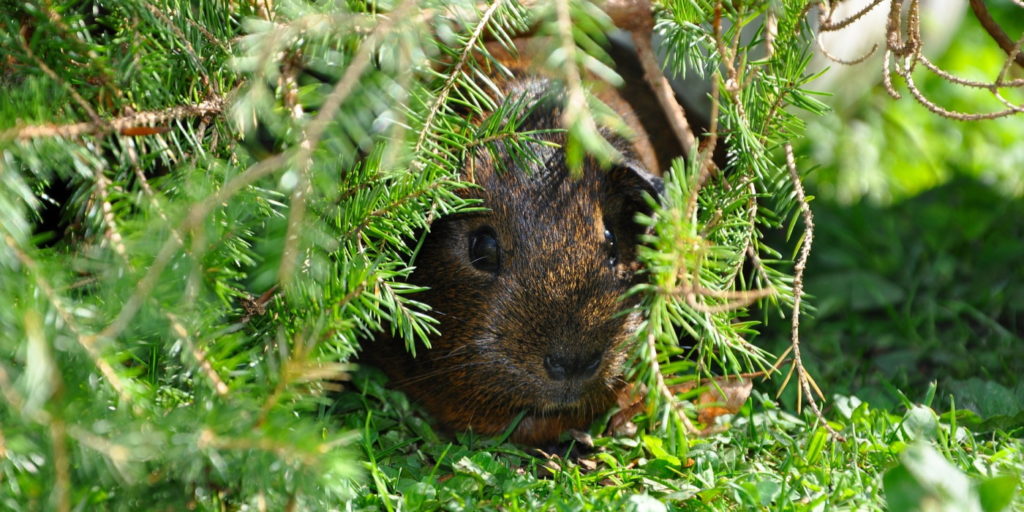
603;160;663;253
606;159;663;216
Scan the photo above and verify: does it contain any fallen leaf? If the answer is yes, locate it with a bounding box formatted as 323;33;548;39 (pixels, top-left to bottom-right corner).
538;459;561;477
609;383;646;435
568;429;594;448
695;377;752;426
607;376;755;437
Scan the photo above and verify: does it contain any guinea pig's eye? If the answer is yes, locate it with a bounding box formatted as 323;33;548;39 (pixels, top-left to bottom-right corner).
468;227;501;273
604;226;618;267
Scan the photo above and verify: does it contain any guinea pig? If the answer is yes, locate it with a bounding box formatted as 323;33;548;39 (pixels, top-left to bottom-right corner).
363;52;667;446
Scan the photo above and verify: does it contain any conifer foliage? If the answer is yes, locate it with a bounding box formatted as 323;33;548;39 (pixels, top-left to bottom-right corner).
7;0;1014;509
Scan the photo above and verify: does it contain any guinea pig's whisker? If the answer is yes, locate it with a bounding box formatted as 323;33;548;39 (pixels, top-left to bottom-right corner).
424;343;473;362
390;351;511;388
389;360;493;387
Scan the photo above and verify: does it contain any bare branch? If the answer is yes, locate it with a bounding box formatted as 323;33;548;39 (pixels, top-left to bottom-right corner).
630;29;697;157
917;54;1024;89
896;59;1023;120
782;143;844;441
819;0;885;32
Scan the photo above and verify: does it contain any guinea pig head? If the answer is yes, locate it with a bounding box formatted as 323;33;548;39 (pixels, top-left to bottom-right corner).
376;84;663;445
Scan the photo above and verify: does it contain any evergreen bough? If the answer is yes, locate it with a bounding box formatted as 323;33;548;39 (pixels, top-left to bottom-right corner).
4;0;1017;509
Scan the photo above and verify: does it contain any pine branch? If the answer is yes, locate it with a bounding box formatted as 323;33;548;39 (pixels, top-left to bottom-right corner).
2;98;226;140
412;0;508;157
278;0;416;286
3;234;130;401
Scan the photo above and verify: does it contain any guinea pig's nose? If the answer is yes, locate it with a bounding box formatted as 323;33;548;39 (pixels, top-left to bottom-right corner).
543;352;602;381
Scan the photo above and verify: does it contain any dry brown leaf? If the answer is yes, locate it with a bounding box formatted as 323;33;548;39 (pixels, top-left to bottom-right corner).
568;429;594;448
608;383;646;436
606;373;760;437
695;377;753;426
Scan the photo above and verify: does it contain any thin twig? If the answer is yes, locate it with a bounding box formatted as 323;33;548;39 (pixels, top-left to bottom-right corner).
166;313;230;396
817;35;878;65
886;0;915;57
644;332;704;436
127;140;186;247
896;59;1022;120
631;31;697;157
50;420;70;512
819;0;885;32
606;0;698;157
917;54;1024;89
782;143;843;441
683;2;725;223
683;289;775;314
93;172;129;259
882;50;901;99
278;0;416;286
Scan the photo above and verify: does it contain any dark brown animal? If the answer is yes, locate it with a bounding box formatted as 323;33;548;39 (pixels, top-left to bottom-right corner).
363;46;669;446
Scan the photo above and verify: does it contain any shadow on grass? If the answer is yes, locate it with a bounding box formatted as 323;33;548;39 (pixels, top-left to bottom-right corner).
761;175;1024;422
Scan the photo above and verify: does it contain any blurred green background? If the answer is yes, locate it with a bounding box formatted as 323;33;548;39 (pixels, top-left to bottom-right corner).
762;0;1024;427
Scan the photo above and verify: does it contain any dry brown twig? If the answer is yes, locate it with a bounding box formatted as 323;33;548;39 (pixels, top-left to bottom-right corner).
777;143;845;441
604;0;697;157
816;0;1023;121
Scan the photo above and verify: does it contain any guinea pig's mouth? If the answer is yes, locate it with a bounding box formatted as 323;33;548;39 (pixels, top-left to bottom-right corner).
534;380;605;413
526;354;627;413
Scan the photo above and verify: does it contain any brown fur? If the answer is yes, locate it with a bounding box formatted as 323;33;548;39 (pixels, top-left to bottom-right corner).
362;46;665;446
